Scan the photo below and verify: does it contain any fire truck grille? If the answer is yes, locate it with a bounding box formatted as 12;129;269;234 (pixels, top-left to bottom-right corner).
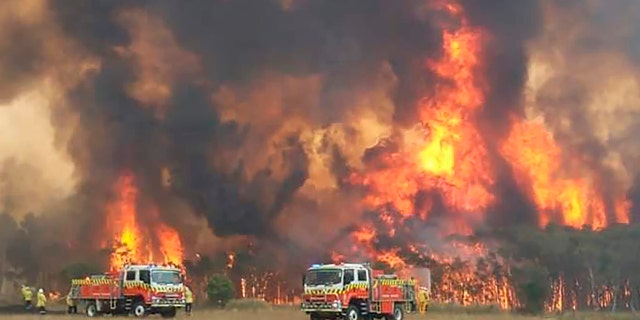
151;298;186;307
301;299;341;311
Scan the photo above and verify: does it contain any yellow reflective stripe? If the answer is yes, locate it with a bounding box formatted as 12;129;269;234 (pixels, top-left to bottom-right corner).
71;279;118;285
72;279;188;292
376;279;416;286
123;281;150;290
304;288;342;295
304;283;371;295
151;286;184;293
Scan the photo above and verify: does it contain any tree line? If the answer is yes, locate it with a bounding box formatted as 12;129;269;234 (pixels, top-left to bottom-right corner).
413;223;640;314
3;211;640;314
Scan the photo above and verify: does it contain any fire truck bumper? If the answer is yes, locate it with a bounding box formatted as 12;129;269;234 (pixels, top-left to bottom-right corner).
301;300;342;313
150;297;186;308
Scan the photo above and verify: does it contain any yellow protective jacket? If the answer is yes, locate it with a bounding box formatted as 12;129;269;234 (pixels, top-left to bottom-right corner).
185;287;193;304
416;289;429;314
21;287;33;301
66;293;75;306
36;292;47;308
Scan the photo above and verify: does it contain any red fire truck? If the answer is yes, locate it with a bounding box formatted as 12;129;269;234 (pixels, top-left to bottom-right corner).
301;263;422;320
69;264;186;318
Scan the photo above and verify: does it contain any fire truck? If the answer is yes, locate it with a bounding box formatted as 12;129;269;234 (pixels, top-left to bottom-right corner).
69;264;186;318
301;263;427;320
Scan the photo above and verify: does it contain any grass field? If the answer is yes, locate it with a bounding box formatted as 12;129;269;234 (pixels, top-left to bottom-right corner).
2;309;639;320
1;302;638;320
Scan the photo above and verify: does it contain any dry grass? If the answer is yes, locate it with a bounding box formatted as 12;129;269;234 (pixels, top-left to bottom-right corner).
1;306;637;320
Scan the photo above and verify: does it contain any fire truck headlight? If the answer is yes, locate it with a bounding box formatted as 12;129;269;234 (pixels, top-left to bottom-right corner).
332;300;341;309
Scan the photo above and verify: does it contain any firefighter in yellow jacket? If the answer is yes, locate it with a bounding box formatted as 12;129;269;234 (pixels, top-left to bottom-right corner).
36;288;47;315
416;286;429;315
66;289;77;314
184;285;194;315
21;285;33;310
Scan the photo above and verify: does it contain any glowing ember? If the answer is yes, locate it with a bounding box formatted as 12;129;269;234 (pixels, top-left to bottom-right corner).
48;291;62;301
106;171;184;270
227;252;236;269
241;277;247;298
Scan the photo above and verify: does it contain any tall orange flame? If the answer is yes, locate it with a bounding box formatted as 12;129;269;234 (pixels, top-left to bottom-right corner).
349;0;493;246
416;2;494;220
341;0;631;309
106;172;184;270
499;118;627;230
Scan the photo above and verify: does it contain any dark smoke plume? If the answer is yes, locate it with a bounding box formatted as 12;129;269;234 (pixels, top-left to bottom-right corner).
43;0;548;264
522;0;640;220
45;0;448;241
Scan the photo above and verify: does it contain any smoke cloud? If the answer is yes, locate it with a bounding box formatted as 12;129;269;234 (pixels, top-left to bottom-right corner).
525;0;640;221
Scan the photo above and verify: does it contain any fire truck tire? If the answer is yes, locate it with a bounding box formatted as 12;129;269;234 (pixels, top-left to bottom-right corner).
346;305;361;320
384;305;404;320
160;308;177;318
309;313;322;320
85;302;98;317
132;302;148;317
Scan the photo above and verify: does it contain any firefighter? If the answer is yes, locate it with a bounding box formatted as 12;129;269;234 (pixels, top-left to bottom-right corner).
21;285;33;310
416;286;429;315
36;288;47;315
66;289;77;314
184;285;194;316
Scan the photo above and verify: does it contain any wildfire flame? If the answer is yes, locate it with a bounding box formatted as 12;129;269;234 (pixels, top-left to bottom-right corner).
340;0;631;309
499;118;617;229
48;291;62;301
93;0;630;310
345;0;493;268
106;171;184;270
227;252;236;269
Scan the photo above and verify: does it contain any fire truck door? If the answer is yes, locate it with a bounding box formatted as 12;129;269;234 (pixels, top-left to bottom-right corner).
355;269;370;311
355;269;368;291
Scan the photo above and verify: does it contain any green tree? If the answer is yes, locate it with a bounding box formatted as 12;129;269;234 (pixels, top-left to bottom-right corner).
512;262;550;314
206;274;236;307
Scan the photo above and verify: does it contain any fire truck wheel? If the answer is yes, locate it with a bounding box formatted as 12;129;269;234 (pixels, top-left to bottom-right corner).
160;308;177;318
346;305;361;320
132;302;148;318
85;303;98;318
385;305;403;320
309;313;322;320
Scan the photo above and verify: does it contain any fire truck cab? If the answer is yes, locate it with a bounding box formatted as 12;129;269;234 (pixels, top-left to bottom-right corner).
301;263;418;320
70;264;186;318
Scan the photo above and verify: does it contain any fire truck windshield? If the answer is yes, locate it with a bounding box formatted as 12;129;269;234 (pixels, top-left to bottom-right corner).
151;270;182;285
305;269;343;286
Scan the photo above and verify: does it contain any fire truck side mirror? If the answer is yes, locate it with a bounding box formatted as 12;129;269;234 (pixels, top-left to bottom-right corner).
302;274;306;287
